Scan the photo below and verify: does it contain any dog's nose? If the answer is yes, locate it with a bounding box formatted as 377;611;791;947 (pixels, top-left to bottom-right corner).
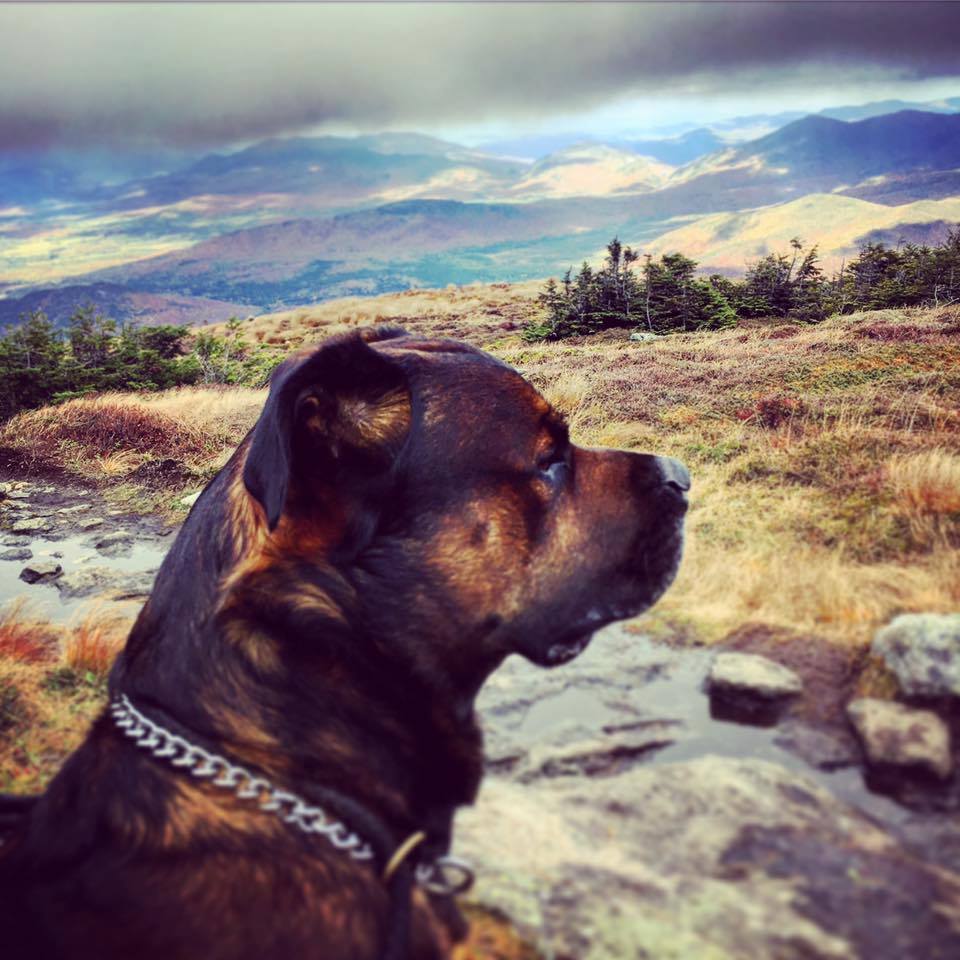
626;454;691;513
655;456;691;494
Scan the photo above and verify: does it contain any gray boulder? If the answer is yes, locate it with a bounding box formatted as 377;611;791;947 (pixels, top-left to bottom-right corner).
19;561;62;584
454;756;960;960
707;652;803;700
847;697;952;780
873;613;960;698
0;547;32;562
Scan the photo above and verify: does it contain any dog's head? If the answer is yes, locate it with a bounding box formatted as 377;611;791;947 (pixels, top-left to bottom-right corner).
238;326;688;686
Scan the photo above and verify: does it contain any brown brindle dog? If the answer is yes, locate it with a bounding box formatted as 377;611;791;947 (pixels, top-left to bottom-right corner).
0;327;689;959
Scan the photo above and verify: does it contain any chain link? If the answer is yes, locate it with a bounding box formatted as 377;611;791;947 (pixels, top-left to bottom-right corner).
109;694;375;861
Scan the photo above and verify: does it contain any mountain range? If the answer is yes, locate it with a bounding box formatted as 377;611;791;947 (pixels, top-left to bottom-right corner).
2;102;959;328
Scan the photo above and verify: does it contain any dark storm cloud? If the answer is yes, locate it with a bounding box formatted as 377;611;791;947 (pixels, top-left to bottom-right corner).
0;2;958;149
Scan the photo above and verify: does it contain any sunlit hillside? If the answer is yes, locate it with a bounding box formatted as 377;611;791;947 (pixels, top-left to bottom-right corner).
643;193;960;271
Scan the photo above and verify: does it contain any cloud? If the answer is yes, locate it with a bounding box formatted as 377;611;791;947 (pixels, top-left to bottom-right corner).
0;2;957;149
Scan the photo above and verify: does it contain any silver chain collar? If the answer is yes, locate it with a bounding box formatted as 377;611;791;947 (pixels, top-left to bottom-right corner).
110;694;374;860
109;694;475;896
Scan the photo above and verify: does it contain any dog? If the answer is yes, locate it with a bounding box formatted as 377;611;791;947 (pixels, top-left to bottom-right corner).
0;326;689;959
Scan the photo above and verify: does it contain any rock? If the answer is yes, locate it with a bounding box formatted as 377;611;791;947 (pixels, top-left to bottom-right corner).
9;517;52;534
629;331;658;342
846;698;952;781
873;613;960;699
56;505;88;515
19;561;63;584
0;547;33;562
774;720;860;771
0;535;30;548
518;720;685;781
179;491;202;508
2;489;30;500
93;531;134;557
56;566;156;600
77;517;105;531
455;757;960;960
707;652;803;700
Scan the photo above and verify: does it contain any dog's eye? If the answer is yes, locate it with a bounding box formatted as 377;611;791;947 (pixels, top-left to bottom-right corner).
537;447;569;484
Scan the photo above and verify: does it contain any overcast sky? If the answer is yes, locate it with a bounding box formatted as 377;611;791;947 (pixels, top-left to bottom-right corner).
1;2;959;151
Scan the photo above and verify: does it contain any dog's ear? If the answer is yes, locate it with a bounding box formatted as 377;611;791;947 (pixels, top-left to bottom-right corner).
243;329;410;529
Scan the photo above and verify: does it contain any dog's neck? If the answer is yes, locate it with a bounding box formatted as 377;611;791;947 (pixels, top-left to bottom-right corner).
111;462;490;851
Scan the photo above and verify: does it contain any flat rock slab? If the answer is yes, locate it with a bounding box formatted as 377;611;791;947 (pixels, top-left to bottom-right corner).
0;547;32;562
873;613;960;699
77;517;105;531
847;698;952;780
9;517;52;534
455;756;960;960
19;561;63;584
55;566;156;600
707;652;803;700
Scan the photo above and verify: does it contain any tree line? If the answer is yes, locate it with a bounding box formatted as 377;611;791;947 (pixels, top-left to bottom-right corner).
525;228;960;340
0;307;277;419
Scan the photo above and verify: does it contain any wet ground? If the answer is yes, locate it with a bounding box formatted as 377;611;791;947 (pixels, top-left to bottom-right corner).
0;476;175;623
480;624;960;869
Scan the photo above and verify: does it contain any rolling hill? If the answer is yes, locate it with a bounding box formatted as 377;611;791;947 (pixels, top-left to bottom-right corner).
642;194;960;271
3;107;960;326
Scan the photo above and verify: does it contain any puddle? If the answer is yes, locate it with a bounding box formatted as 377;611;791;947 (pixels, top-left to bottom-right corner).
506;627;922;831
0;530;170;622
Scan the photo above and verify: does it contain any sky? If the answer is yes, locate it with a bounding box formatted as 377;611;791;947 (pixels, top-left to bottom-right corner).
1;1;959;152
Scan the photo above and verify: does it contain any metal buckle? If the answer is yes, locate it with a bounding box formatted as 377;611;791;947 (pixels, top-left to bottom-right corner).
415;855;475;897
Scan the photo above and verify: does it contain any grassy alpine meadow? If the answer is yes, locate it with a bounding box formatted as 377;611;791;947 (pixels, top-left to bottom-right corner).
1;285;958;958
1;289;957;643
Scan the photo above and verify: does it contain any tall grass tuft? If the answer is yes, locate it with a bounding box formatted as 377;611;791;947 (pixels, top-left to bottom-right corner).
0;602;59;664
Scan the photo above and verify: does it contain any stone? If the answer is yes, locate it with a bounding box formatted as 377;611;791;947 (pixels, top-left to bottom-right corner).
518;720;685;781
93;531;134;557
19;561;63;584
455;757;960;960
846;698;952;780
77;517;105;531
872;613;960;699
56;566;156;600
0;547;32;562
179;491;202;508
774;720;859;771
9;517;52;535
629;331;658;342
707;652;803;700
56;505;88;515
0;535;30;548
2;489;29;500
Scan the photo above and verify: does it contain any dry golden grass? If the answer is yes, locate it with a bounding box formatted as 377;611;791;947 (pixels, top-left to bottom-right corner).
0;604;135;793
63;605;129;678
0;601;59;664
0;386;265;513
4;288;959;649
203;280;545;352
